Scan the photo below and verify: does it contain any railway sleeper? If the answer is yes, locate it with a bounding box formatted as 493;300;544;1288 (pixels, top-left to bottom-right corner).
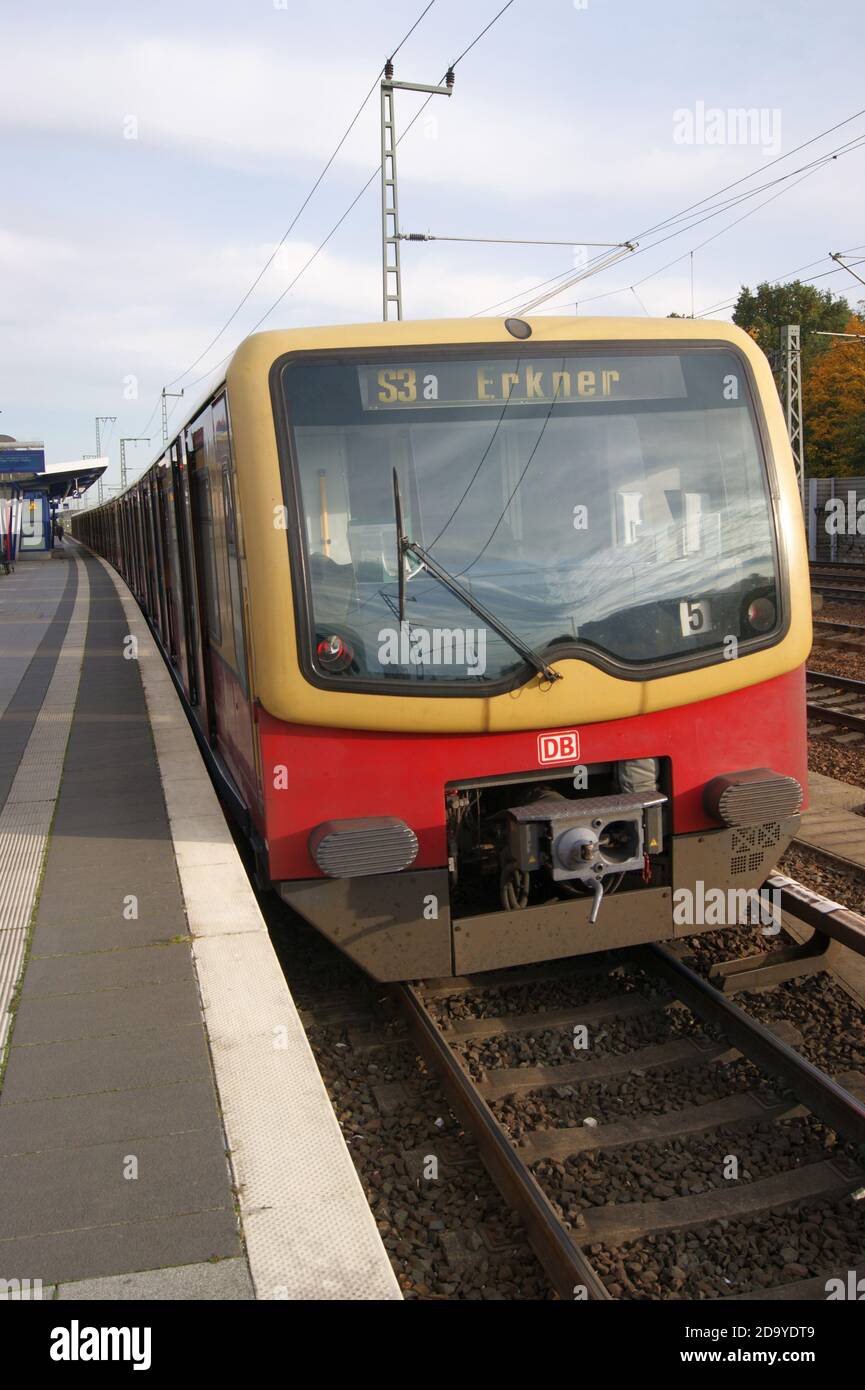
576;1159;865;1248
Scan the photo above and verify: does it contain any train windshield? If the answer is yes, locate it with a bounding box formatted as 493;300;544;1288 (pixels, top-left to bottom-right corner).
279;347;780;688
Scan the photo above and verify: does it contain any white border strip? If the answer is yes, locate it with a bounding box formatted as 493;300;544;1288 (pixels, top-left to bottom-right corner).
94;551;401;1301
0;559;89;1057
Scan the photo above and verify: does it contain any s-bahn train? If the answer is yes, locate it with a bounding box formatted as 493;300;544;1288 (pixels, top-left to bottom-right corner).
72;317;810;980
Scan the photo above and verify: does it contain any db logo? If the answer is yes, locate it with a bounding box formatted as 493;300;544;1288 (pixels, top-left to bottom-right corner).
537;730;581;765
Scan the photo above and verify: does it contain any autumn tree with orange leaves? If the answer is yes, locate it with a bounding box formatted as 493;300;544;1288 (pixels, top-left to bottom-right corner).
804;311;865;476
732;281;865;476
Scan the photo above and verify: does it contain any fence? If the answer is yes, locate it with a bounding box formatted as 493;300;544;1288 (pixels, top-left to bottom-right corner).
807;477;865;562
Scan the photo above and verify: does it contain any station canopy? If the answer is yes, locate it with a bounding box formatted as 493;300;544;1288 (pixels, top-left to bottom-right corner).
41;459;107;502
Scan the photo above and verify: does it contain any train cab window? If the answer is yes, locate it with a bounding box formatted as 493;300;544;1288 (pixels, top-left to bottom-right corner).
279;348;781;688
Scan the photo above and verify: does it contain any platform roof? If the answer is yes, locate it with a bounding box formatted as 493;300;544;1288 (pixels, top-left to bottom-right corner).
38;460;107;502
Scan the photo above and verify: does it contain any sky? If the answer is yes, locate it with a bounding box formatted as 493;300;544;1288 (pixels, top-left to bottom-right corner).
1;0;864;492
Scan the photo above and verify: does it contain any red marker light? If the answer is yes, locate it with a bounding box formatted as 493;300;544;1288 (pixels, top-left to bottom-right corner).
746;597;776;633
316;634;353;672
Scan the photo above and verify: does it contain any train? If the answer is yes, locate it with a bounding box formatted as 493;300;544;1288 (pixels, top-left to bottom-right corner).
71;316;810;980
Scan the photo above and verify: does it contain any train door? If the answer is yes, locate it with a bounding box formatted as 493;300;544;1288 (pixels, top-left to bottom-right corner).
159;450;192;693
180;416;217;743
132;492;146;601
211;391;258;804
147;481;161;631
151;477;170;644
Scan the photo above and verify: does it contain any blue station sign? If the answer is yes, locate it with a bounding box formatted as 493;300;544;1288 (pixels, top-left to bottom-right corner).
0;444;45;473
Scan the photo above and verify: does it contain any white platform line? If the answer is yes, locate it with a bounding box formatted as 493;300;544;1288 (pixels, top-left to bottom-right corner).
0;560;89;1058
92;550;401;1302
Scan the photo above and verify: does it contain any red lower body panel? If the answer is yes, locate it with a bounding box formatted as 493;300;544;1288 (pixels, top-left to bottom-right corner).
258;667;807;881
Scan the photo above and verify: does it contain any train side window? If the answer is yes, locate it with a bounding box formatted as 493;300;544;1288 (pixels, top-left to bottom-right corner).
221;464;248;692
193;465;222;646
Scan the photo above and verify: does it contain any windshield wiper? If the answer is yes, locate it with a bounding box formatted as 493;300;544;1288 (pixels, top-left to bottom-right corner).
392;469;562;684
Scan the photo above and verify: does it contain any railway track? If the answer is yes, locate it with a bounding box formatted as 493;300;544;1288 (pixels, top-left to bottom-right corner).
811;583;865;603
811;565;865;603
807;669;865;734
392;888;865;1300
813;617;865;644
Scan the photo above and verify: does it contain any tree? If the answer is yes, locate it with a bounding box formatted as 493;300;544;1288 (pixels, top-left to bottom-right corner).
803;311;865;476
732;280;850;374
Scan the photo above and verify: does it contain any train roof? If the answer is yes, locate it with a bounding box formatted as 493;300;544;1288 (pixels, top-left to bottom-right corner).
226;313;754;373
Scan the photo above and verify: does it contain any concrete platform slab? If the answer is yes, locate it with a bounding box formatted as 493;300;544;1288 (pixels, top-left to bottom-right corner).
1;1022;212;1104
792;770;865;1007
0;1077;221;1156
56;1257;254;1301
22;942;193;995
0;1207;239;1287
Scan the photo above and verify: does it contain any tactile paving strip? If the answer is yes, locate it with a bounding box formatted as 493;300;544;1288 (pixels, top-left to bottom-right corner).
95;552;401;1301
0;561;89;1054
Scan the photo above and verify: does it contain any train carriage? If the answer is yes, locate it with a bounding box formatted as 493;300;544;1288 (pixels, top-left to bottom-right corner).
73;316;810;980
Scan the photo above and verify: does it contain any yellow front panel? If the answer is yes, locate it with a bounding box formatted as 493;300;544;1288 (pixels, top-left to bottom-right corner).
226;317;811;734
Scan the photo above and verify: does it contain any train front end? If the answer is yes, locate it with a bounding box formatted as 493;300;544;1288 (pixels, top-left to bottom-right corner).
229;318;810;981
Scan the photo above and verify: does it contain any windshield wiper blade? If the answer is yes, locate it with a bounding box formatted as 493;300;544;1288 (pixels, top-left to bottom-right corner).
393;466;408;626
392;468;562;684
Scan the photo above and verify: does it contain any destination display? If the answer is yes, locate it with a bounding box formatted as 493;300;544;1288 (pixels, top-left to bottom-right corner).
358;355;688;410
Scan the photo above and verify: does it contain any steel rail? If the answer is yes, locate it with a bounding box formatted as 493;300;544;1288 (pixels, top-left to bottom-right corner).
391;980;610;1301
806;669;865;729
813;617;865;637
807;669;865;694
767;870;865;961
806;704;865;730
394;884;865;1301
810;583;865;600
644;943;865;1145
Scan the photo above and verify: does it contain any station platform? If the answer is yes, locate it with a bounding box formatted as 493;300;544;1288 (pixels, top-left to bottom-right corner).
0;544;400;1300
787;771;865;1008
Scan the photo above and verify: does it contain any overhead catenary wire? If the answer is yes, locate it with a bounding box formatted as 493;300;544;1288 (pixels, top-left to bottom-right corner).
473;118;865;318
474;141;865;317
536;245;864;320
163;1;438;392
133;1;440;435
695;260;865;318
533;160;833;317
471;244;632;317
691;245;865;317
627;105;865;245
471;157;841;318
449;0;515;66
486;128;865;318
512;245;638;314
398;233;630;247
543;135;865;312
179;0;520;394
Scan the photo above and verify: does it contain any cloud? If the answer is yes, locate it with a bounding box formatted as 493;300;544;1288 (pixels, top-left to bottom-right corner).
0;26;815;210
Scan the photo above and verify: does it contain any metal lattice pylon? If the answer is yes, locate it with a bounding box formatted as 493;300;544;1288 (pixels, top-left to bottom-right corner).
379;64;454;322
380;73;403;322
781;324;805;510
